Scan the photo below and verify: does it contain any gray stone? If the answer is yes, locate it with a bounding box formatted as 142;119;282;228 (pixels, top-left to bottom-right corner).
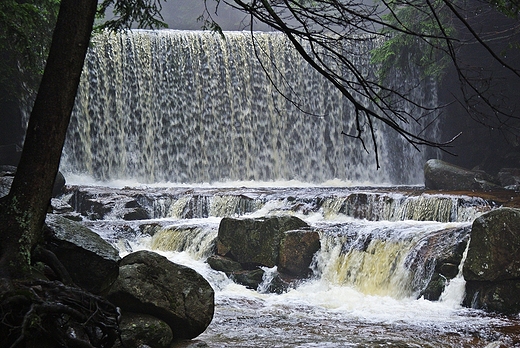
424;159;498;190
216;216;308;268
231;269;265;290
107;250;214;340
113;312;173;348
44;214;120;294
464;208;520;282
207;255;242;273
462;208;520;313
464;279;520;314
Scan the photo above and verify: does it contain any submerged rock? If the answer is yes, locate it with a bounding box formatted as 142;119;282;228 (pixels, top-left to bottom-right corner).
424;159;498;190
113;312;173;348
206;254;242;273
44;214;120;294
107;250;214;340
463;208;520;313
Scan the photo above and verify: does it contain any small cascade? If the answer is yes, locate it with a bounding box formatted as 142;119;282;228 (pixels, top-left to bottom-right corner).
257;266;279;294
438;236;471;305
67;185;492;223
313;221;471;298
322;192;490;222
150;225;217;259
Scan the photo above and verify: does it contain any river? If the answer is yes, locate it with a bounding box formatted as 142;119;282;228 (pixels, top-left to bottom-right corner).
65;179;520;347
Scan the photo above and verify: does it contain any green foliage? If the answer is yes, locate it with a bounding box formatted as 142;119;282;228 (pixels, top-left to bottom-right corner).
96;0;168;30
371;0;454;82
0;0;60;102
488;0;520;18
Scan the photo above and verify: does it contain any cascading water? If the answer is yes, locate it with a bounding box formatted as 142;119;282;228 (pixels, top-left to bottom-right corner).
63;29;439;185
74;184;519;347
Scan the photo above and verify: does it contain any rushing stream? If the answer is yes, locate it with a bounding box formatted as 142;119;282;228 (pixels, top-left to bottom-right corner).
59;28;520;347
65;181;520;347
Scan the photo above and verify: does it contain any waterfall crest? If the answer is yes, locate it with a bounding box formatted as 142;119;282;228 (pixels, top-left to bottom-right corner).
64;30;438;185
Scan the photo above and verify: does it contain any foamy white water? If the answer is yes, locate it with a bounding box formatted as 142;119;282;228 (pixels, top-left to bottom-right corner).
74;182;519;347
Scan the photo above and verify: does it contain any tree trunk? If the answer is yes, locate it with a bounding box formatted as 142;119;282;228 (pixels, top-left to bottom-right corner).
0;0;97;279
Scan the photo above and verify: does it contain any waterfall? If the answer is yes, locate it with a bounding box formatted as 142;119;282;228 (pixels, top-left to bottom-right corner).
63;30;439;185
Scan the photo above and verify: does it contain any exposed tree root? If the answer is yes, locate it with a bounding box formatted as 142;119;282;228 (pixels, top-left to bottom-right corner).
0;278;120;348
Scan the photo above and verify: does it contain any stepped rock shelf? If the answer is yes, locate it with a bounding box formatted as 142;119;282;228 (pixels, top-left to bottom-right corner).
8;178;514;346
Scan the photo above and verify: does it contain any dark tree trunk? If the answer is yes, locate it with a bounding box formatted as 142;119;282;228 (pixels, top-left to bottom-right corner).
0;0;98;279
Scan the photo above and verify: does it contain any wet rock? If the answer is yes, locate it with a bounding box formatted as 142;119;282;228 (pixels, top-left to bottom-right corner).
139;222;164;237
0;176;13;198
44;214;120;294
464;208;520;282
424;159;498;190
113;312;173;348
409;225;470;301
212;216;316;292
463;208;520;313
0;165;15;198
50;198;75;214
498;168;520;189
207;255;242;273
123;206;150;220
464;280;520;314
231;269;265;290
52;170;66;197
107;250;214;340
216;216;309;268
420;273;447;301
121;199;151;220
278;229;320;277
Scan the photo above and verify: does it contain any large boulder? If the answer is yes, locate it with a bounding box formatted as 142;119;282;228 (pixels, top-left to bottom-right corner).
463;208;520;313
424;159;498;190
216;216;309;268
44;214;120;294
107;250;214;340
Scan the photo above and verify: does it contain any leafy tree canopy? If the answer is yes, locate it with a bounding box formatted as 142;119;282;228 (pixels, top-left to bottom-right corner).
0;0;59;102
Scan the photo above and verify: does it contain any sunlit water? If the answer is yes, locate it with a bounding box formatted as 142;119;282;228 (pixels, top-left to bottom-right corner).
70;179;520;348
